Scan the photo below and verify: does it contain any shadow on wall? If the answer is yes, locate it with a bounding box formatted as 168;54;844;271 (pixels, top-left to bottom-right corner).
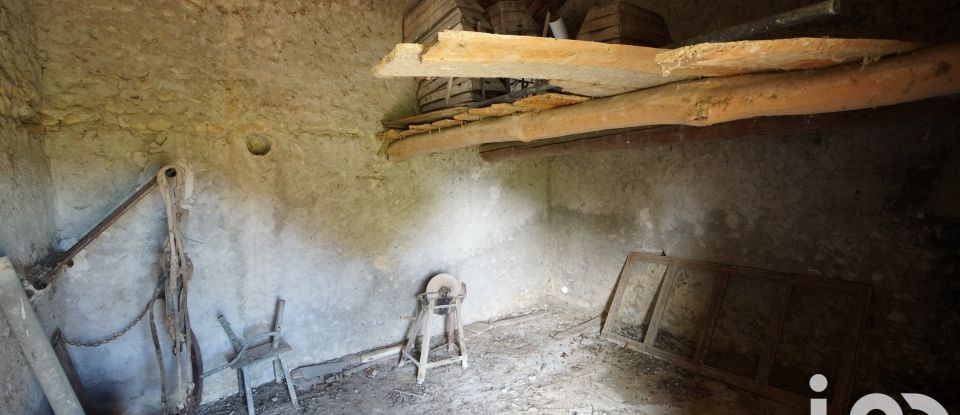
548;120;960;405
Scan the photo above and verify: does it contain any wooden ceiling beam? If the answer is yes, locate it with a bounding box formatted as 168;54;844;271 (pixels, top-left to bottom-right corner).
385;43;960;161
373;31;921;96
479;96;960;162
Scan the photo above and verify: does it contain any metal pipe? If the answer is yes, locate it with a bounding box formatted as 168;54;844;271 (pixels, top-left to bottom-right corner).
0;257;85;415
672;0;840;47
33;175;163;289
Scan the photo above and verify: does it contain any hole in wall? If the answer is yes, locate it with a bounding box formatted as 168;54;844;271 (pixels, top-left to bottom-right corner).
246;134;272;156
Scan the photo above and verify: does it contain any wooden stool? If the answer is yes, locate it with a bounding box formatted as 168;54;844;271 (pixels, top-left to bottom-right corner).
399;274;468;384
204;300;299;415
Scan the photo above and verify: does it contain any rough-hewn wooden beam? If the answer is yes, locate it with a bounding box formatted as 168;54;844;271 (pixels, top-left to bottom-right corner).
373;31;680;90
657;38;922;77
479;97;960;161
373;31;921;96
386;43;960;161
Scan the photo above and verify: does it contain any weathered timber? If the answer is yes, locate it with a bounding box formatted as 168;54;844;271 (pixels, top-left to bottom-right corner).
373;31;678;90
385;43;960;160
381;107;469;129
374;31;920;96
479;97;960;161
657;38;921;77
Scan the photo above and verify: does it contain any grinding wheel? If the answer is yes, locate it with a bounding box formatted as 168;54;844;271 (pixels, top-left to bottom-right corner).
425;273;462;297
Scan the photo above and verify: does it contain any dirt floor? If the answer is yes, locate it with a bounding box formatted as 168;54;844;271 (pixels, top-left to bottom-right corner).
199;306;795;415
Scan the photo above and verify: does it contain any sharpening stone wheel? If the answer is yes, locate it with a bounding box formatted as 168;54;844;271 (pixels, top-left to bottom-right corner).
425;273;462;315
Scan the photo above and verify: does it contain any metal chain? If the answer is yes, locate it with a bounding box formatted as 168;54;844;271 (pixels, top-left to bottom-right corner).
65;279;162;347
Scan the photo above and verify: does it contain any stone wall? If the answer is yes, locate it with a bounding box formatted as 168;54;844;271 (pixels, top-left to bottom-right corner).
30;1;555;412
0;0;55;413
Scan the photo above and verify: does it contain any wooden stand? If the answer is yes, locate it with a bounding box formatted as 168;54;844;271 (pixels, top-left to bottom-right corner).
398;291;468;384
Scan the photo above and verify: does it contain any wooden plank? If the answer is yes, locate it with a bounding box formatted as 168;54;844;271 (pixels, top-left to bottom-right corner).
453;112;483;121
385;43;960;160
755;284;793;384
600;253;872;412
578;23;670;46
609;253;871;293
405;0;485;42
418;80;506;107
548;80;639;97
602;331;807;408
381;107;468;129
601;253;641;336
50;330;95;413
405;0;455;41
641;265;676;349
552;316;602;339
420;92;486;112
512;93;590;110
831;287;872;415
376;32;918;94
418;77;507;100
693;273;729;365
478;97;960;161
432;118;463;128
657;38;922;77
467;103;531;117
374;31;680;90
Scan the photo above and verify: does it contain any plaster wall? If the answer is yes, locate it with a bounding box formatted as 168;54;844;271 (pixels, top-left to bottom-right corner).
29;1;555;412
0;0;55;413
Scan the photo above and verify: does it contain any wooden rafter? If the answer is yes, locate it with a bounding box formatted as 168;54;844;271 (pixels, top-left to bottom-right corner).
385;43;960;160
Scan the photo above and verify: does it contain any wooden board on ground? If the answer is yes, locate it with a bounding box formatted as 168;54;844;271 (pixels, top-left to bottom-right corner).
383;43;960;160
602;253;871;414
657;38;922;77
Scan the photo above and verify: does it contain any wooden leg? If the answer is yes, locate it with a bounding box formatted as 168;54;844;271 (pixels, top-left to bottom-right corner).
273;360;283;384
278;358;299;409
242;368;255;415
236;369;245;406
446;310;455;352
399;309;426;368
455;304;468;369
417;304;433;384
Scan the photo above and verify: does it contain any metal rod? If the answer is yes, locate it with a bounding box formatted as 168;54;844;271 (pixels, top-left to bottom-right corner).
672;0;839;47
33;176;161;289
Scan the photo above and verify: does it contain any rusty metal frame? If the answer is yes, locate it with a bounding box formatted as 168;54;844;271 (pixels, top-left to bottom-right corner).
601;252;871;413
